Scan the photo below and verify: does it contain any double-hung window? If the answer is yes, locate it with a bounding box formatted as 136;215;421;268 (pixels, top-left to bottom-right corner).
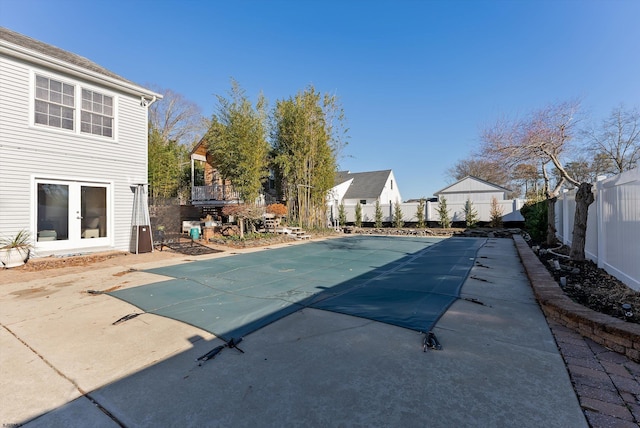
34;75;75;130
34;73;114;138
81;89;113;137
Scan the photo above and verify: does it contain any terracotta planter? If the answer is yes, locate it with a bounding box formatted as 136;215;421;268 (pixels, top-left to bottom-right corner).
0;247;30;268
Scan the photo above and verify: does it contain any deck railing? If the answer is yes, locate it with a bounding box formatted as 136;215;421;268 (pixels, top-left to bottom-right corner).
191;185;277;206
191;185;240;202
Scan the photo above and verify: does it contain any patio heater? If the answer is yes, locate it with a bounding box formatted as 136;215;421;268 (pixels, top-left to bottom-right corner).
131;183;153;254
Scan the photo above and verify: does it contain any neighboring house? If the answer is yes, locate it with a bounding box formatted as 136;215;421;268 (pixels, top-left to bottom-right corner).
434;176;511;203
0;27;162;256
331;170;402;206
328;169;402;224
189;139;240;208
188;138;276;214
434;176;523;222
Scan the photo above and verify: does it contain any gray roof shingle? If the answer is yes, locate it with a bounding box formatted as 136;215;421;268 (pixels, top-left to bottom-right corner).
336;170;392;199
0;27;141;89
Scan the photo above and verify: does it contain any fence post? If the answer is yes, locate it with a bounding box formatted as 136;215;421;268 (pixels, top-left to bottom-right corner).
562;189;570;245
596;176;606;269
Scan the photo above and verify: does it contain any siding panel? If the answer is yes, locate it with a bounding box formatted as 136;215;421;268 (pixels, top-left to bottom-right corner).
1;52;150;255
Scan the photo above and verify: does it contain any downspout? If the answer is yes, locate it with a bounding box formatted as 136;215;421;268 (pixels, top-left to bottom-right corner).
142;95;158;201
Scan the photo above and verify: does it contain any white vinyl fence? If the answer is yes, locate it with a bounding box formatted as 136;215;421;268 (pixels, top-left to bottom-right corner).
336;199;524;225
556;167;640;290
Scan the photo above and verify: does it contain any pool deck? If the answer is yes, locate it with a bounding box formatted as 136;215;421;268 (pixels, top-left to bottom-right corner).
0;236;621;427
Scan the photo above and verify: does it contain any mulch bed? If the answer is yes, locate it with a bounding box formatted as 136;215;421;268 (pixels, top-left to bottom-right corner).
19;251;127;272
534;242;640;324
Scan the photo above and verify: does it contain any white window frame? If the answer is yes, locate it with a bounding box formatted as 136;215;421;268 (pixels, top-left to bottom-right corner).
81;88;114;137
34;74;76;131
30;70;117;141
30;174;115;252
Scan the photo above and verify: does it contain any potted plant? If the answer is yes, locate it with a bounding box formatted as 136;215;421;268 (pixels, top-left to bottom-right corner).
0;229;33;268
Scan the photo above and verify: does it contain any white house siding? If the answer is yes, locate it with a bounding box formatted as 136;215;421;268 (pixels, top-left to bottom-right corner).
440;177;507;194
441;191;505;204
379;172;402;205
329;179;353;205
0;54;149;255
437;177;508;203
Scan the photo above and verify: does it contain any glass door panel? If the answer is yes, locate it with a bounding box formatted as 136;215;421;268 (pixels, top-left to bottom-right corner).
37;183;69;242
81;186;107;239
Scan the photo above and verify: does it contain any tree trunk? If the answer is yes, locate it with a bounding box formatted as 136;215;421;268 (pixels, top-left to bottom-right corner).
546;196;557;246
569;182;595;261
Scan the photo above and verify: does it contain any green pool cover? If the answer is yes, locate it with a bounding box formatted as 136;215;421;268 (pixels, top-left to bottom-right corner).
109;236;485;340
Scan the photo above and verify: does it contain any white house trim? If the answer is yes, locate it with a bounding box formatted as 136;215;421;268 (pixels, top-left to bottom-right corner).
0;38;162;100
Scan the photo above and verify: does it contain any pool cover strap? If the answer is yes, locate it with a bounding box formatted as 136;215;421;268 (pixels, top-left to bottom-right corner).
197;337;245;364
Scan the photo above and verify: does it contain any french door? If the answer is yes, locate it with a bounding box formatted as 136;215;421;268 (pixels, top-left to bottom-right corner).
35;179;110;249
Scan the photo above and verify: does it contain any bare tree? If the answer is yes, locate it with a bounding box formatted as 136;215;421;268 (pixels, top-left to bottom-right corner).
552;155;613;184
481;100;594;261
149;87;206;147
445;158;510;187
147;88;206;200
583;104;640;175
511;163;540;197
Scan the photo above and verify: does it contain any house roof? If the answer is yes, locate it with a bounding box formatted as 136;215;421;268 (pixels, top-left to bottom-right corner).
0;27;161;99
336;169;393;199
434;175;512;195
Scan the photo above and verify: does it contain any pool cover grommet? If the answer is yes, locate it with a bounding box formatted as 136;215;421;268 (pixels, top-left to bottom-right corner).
423;331;442;351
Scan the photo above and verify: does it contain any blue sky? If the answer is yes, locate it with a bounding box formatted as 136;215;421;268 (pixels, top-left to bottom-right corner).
2;0;639;199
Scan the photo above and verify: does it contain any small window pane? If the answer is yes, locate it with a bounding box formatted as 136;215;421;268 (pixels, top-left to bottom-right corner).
81;122;91;133
50;91;61;104
92;124;101;134
93;102;102;114
35;100;47;113
104;105;113;116
104;127;112;138
35;112;47;125
50;116;61;127
36;75;48;88
63;95;74;106
104;96;112;107
62;107;74;119
50;105;61;116
63;84;74;96
50;80;61;92
62;119;73;130
82;99;91;110
36;87;48;99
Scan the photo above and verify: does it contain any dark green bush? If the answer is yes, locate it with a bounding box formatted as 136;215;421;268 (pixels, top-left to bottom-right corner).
520;199;547;242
